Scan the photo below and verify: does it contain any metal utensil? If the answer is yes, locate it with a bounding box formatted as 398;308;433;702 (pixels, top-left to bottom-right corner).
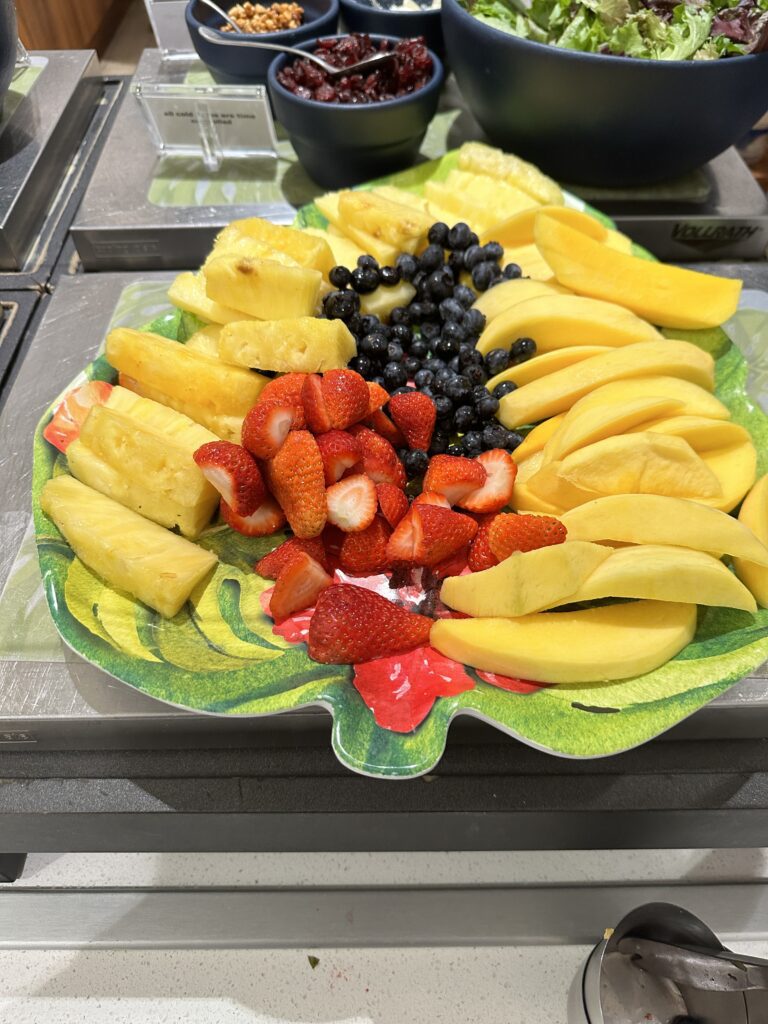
196;0;243;33
198;24;397;78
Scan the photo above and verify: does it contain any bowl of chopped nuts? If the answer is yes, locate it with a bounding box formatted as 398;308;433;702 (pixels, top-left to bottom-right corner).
186;0;339;84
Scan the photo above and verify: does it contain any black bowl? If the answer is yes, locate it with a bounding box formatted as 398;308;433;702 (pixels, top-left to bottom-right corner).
186;0;339;84
0;0;17;108
442;0;768;186
338;0;444;57
268;34;444;188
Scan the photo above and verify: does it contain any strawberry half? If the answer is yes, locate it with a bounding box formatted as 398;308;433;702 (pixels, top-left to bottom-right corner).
468;515;500;572
302;374;332;434
316;430;362;486
43;380;113;453
269;552;332;624
388;391;436;451
488;512;567;561
413;491;451;509
386;505;478;567
326;473;377;533
376;482;409;528
458;449;518;515
242;401;302;460
258;373;308;410
321;369;369;430
267;430;327;539
308;584;433;664
350;425;407;488
423;454;487;505
339;516;392;575
193;441;266;516
367;380;390;414
255;537;329;579
367;409;405;447
220;496;285;537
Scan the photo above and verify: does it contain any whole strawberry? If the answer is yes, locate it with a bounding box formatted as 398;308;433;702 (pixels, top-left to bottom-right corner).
267;430;327;539
388;391;436;451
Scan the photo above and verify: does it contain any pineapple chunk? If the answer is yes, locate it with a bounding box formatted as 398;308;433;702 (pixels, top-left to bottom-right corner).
360;280;417;322
168;272;256;326
41;475;217;619
424;181;498;234
217;217;334;276
372;185;429;213
458;141;564;206
315;192;398;265
203;255;321;320
119;374;243;443
219;317;356;373
302;227;365;273
67;441;216;540
445;169;539;219
185;324;222;358
338;190;432;254
206;233;300;269
106;328;268;417
427;199;471;231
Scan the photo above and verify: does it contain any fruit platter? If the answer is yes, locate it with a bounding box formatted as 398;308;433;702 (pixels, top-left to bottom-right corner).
33;141;768;779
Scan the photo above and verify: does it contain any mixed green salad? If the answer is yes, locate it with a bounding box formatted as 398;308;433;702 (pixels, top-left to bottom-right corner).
462;0;768;58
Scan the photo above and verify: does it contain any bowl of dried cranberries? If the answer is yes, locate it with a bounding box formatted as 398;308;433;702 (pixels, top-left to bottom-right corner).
268;32;444;188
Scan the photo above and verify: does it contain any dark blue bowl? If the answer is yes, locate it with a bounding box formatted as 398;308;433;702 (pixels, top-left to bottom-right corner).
268;34;444;188
442;0;768;186
338;0;444;57
0;0;17;109
186;0;339;85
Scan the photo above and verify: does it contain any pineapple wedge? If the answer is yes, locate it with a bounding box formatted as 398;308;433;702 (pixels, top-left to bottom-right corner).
41;475;217;619
424;181;497;234
302;227;365;273
445;169;539;218
184;324;222;358
106;328;268;417
205;233;300;269
217;217;334;275
119;374;244;443
458;141;564;206
360;280;417;322
219;317;356;373
371;185;429;213
315;192;398;265
203;255;322;320
338;190;432;253
168;272;255;326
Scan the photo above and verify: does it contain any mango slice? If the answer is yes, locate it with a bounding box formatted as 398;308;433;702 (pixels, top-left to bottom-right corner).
698;440;758;514
497;340;715;429
564;376;730;421
534;214;742;330
480;204;611;248
734;475;768;608
512;415;566;461
637;415;750;452
512;451;567;513
560;544;756;613
430;600;697;684
542;396;683;464
476;294;663;356
473;278;569;323
487;348;609;393
440;540;612;618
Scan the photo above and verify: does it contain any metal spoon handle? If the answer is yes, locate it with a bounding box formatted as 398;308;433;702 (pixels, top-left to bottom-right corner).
198;25;335;70
195;0;243;33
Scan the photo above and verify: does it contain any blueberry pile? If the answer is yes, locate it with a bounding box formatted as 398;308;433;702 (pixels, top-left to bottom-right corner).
322;221;539;470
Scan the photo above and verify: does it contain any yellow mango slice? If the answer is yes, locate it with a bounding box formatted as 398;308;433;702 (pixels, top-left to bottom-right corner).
477;294;663;357
473;278;569;323
430;600;697;684
512;452;566;513
497;340;715;429
501;244;554;282
542;396;683;463
512;415;566;461
441;540;612;618
534;214;742;330
203;256;321;320
168;272;255;326
734;475;768;607
218;317;356;373
487;348;610;394
698;440;757;513
636;415;749;452
562;494;768;567
565;376;730;421
560;544;756;613
480;204;630;254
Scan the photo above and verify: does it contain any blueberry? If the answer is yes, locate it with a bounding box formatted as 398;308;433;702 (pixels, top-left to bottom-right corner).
410;338;429;360
357;254;379;270
395;253;418;281
429;430;450;455
403;449;430;478
439;297;464;323
482;241;504;263
465;364;487;385
463;430;483;456
359;314;381;335
503;262;522;280
433;394;453;420
472;383;490;404
419;244;445;273
420;386;436;401
493;380;517;400
329;265;351;288
408;302;424;322
461;347;484;368
441;320;466;346
346;313;363;336
445;374;471;402
485;348;511;376
379;265;401;286
390;323;411;344
414;368;434;389
387;341;404;363
458;344;476;367
434;366;454;384
482;423;509;450
471;261;501;292
368;333;389;358
425;357;446;372
476;395;500;421
428;222;450;246
390;306;411;326
435;335;461;359
403;356;421;377
504;430;523;452
351;266;380;294
391;385;415;397
463;244;485;270
446;442;466;457
448;355;461;372
348;354;373;378
447;251;465;278
420;321;440;342
447;222;472;250
383;362;408;390
323;289;360;320
372;374;386;388
420;300;438;320
425;268;454;302
462;308;486;335
511;336;537;360
453;284;476;309
454;405;476;432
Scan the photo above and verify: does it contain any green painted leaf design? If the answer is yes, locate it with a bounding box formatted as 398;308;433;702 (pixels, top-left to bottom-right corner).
31;157;768;778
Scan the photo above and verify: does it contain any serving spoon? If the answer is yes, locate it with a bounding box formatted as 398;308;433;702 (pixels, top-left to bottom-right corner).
198;24;397;78
196;0;244;32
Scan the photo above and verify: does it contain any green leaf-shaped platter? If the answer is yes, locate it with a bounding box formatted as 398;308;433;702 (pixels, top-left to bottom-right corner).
33;154;768;778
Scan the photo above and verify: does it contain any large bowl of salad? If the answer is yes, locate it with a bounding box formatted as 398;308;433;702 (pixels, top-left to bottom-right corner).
442;0;768;185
